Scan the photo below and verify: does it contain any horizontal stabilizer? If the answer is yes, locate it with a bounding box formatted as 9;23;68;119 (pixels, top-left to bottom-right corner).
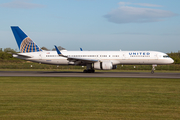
13;53;33;58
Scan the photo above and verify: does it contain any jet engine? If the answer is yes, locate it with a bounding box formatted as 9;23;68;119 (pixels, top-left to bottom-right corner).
94;61;117;70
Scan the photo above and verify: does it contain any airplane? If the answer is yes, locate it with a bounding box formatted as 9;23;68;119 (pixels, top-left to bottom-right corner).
11;26;174;73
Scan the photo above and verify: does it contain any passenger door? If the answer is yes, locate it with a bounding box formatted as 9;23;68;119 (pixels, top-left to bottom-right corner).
39;53;42;60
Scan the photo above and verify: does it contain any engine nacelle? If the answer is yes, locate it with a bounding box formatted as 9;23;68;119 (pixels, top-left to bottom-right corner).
94;61;117;70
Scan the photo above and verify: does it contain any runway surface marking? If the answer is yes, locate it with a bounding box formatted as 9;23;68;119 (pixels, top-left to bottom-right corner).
0;71;180;78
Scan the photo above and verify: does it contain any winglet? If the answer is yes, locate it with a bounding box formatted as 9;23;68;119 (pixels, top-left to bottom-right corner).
80;48;83;51
54;45;63;56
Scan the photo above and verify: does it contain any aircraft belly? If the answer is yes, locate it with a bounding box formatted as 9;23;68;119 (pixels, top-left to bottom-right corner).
43;59;69;65
120;59;171;65
120;59;145;64
25;59;69;65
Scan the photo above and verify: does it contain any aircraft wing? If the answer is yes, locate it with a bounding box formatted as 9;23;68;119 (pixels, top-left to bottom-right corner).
54;45;99;64
67;57;98;63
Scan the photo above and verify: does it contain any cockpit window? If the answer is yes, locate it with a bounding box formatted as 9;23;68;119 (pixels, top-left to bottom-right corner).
163;55;170;58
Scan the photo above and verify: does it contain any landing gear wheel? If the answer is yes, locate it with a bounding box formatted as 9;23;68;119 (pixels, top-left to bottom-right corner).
151;65;157;74
83;69;95;73
90;70;95;73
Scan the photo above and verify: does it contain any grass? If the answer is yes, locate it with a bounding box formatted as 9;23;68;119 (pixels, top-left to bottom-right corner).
0;77;180;120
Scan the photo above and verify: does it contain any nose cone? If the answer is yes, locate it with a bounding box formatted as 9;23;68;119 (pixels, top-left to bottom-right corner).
171;58;174;63
168;58;174;64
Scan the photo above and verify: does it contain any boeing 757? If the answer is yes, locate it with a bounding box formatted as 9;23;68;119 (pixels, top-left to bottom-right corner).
11;26;174;73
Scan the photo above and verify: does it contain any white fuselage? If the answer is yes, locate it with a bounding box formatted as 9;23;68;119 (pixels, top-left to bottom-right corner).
13;50;174;65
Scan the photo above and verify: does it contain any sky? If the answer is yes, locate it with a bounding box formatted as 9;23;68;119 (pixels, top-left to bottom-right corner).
0;0;180;53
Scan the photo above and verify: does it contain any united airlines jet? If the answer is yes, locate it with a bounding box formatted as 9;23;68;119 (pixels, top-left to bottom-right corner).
11;26;174;73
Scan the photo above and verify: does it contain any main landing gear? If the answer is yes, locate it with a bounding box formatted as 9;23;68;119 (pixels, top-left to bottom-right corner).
83;63;95;73
83;69;95;73
151;64;157;74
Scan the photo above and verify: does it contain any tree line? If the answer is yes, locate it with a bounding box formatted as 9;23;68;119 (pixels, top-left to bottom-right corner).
167;52;180;64
0;48;17;60
0;47;180;64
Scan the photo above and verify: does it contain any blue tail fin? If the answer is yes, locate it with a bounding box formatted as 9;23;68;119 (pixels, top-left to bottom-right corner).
11;26;42;53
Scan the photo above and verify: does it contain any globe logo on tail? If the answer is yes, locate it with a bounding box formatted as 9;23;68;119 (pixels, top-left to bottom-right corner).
20;37;42;53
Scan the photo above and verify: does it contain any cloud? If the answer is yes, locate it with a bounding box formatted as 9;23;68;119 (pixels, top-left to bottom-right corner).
118;2;131;6
134;3;162;7
118;2;163;7
0;0;45;9
104;2;177;24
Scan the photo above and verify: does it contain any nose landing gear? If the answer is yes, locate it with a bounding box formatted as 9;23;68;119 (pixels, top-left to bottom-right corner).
151;64;157;74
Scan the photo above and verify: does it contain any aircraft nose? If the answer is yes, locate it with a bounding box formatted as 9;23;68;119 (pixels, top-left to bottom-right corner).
171;58;174;63
170;58;174;64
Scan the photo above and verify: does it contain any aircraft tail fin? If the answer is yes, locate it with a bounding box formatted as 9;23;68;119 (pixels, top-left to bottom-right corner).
11;26;42;53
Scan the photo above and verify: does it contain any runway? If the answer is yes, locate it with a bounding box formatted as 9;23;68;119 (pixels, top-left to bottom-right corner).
0;71;180;78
